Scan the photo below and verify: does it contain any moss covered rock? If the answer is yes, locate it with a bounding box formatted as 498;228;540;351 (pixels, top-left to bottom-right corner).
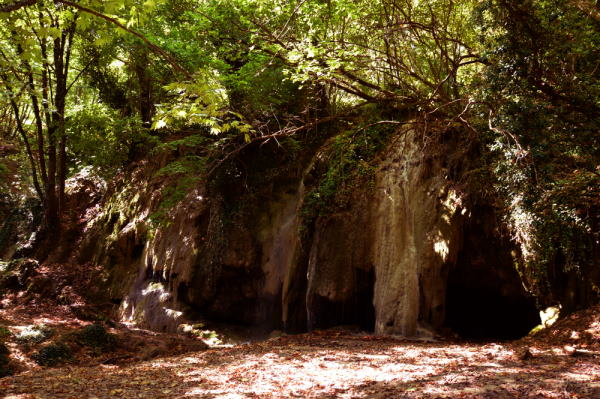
32;342;72;366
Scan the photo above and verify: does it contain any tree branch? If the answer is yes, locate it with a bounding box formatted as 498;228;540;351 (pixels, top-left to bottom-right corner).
0;0;36;13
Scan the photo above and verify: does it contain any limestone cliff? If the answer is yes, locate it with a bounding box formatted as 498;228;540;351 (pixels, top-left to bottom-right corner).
72;124;540;338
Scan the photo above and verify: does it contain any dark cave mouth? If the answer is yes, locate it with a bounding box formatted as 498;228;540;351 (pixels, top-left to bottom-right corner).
443;212;542;342
444;279;541;341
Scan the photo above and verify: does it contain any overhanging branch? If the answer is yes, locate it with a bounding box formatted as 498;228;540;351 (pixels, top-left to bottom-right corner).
57;0;193;80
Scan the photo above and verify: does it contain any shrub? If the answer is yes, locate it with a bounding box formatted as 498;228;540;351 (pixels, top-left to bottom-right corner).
76;323;117;351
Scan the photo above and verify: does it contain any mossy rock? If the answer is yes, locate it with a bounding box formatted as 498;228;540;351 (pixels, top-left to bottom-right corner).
75;323;117;352
31;342;72;366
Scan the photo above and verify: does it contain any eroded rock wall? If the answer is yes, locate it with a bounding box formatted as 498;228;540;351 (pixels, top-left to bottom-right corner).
72;124;539;337
370;130;463;336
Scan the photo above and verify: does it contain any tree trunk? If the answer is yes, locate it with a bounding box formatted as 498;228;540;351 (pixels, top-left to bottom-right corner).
134;46;153;128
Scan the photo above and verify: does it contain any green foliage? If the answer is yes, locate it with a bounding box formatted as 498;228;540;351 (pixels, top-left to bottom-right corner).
149;140;208;227
472;0;600;297
32;342;72;367
152;77;252;137
67;102;150;175
204;0;479;109
302;122;395;226
149;175;200;227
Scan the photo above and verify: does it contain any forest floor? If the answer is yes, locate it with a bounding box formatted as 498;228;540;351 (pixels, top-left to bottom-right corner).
2;262;600;398
2;302;600;399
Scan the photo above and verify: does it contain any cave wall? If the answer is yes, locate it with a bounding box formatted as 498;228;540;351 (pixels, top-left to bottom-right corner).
71;124;542;338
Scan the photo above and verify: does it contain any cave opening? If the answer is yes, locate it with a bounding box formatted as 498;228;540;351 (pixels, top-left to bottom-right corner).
444;270;540;341
444;214;540;341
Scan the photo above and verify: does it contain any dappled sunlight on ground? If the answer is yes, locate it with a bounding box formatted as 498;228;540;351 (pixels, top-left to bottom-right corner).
2;299;600;399
2;331;599;398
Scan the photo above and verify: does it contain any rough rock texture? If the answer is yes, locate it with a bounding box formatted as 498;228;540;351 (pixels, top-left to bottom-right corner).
305;211;375;331
70;125;540;338
76;155;191;331
370;130;463;336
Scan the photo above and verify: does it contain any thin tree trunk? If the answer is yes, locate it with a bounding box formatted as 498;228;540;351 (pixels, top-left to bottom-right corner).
8;99;44;200
56;19;76;215
26;68;48;187
134;46;153;128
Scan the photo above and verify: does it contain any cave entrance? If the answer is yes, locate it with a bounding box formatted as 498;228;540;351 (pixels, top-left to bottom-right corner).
307;268;376;332
444;214;540;341
445;270;540;341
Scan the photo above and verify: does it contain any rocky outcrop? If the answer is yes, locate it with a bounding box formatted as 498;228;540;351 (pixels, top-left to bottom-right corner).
71;124;540;338
300;128;538;338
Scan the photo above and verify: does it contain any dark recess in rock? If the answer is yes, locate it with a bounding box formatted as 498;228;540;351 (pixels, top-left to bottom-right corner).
307;268;375;332
444;210;540;340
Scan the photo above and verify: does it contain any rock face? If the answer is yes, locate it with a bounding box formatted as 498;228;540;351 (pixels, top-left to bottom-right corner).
75;125;541;338
370;131;463;336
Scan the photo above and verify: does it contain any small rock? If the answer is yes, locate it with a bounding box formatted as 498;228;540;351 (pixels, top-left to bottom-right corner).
516;347;533;360
564;345;577;356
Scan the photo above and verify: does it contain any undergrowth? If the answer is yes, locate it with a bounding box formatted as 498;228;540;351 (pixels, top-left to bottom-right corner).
32;343;72;367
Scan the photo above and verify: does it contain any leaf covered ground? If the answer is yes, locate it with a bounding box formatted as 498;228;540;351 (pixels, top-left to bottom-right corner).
2;259;600;398
2;312;600;399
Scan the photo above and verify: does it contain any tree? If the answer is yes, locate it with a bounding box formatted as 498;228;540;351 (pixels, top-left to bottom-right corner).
472;0;600;306
0;2;79;229
0;0;192;232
